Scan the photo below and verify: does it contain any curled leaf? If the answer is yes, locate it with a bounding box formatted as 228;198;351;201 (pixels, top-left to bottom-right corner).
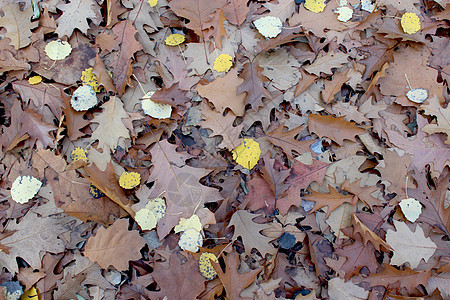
254;16;282;38
232;138;261;169
199;252;218;280
45;40;72;60
71;85;97;111
165;33;185;46
119;171;141;189
11;176;42;204
213;54;233;73
401;12;421;34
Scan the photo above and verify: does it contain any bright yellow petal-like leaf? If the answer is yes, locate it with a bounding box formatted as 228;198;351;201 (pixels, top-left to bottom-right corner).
45;40;72;60
174;214;202;233
70;147;88;162
165;33;185;46
119;171;141;189
178;228;203;252
401;12;421;34
148;0;157;6
135;208;157;230
80;67;101;92
146;197;166;221
28;76;42;85
21;287;38;300
11;176;42;204
399;198;422;222
254;16;282;38
199;252;218;280
304;0;326;13
232;138;261;169
213;54;233;73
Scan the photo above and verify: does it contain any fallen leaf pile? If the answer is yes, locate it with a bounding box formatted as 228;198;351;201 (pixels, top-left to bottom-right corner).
0;0;449;299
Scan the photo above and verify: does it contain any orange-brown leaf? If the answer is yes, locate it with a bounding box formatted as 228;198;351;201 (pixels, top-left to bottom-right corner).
308;114;365;145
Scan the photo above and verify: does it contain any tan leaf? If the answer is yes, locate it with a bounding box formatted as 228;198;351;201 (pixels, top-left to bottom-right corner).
84;218;146;271
0;4;38;49
308;114;365;145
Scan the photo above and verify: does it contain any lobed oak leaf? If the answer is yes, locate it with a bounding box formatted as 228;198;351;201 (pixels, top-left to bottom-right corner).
341;179;382;209
327;277;369;300
303;51;349;76
237;61;271;112
84;219;146;271
0;212;74;274
308;114;365;146
223;0;250;26
150;254;206;300
350;213;392;252
421;94;450;145
0;4;38;49
55;0;102;38
197;68;246;116
228;210;276;256
386;220;437;269
302;185;355;218
211;250;262;299
263;125;315;158
364;263;431;294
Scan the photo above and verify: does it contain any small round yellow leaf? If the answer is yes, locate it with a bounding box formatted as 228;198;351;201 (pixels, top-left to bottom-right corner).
148;0;157;6
80;68;101;92
146;197;166;221
401;12;421;34
45;40;72;60
135;208;157;230
178;228;203;252
199;252;218;280
336;6;353;22
119;171;141;189
232;138;261;170
21;287;38;300
70;147;88;162
165;33;185;46
254;16;282;38
304;0;326;13
28;76;42;85
213;54;233;73
399;198;422;222
11;175;42;204
174;214;202;233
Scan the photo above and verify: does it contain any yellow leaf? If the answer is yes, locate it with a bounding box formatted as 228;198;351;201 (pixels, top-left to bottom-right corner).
141;91;172;119
336;6;353;22
253;16;282;38
21;287;38;300
28;75;42;85
45;40;72;60
232;138;261;169
148;0;157;6
80;68;101;92
199;252;218;280
399;198;422;222
89;185;105;198
304;0;326;13
119;171;141;189
134;197;166;230
174;214;202;233
135;208;157;230
401;12;421;34
70;147;88;162
178;228;203;252
11;175;42;204
213;54;233;73
71;85;97;111
165;33;185;46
